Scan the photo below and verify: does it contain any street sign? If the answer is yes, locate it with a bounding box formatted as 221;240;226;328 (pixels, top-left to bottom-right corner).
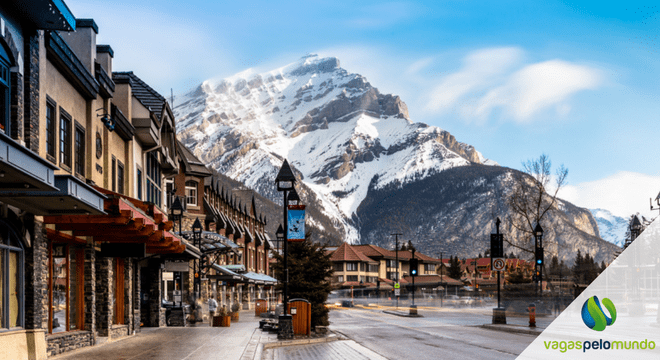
492;257;505;272
394;282;400;289
394;289;400;296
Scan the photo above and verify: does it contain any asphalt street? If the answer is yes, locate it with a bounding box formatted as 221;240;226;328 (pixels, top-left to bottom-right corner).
328;306;550;360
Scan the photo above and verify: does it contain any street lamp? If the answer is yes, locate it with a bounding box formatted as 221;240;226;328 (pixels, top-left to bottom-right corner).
171;196;183;235
276;224;284;307
390;233;402;309
534;223;544;297
275;159;296;340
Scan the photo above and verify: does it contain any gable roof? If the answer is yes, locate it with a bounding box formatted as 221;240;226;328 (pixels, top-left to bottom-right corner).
112;71;166;119
177;140;212;177
330;243;377;264
352;244;396;259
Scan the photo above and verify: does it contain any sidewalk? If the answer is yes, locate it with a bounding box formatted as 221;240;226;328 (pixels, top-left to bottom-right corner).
49;310;382;360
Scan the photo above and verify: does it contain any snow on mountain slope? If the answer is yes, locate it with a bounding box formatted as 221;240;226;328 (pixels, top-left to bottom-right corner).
590;208;628;247
174;55;496;242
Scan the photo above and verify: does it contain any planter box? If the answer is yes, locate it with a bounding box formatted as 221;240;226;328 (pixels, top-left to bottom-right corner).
213;316;231;327
230;312;239;322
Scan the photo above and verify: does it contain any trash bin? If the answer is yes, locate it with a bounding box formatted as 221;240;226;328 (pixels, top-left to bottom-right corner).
255;299;268;316
287;298;311;336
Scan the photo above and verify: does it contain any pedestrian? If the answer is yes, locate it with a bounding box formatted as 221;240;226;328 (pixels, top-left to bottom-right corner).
553;296;561;316
208;295;218;323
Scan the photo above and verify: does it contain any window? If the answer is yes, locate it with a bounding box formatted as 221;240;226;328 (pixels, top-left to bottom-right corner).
368;264;379;273
111;157;116;192
146;152;162;207
46;99;56;159
387;272;398;280
74;125;85;176
137;169;143;200
425;264;435;272
360;263;365;272
386;260;398;268
0;220;24;329
0;47;9;134
333;263;343;272
59;110;72;168
346;262;358;271
185;181;198;207
117;162;124;195
48;244;83;333
336;275;344;283
347;275;358;282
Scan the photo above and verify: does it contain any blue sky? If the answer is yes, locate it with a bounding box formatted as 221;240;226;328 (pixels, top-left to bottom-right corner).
67;0;660;218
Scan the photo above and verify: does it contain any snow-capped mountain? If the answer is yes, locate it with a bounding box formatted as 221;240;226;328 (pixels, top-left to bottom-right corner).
175;55;495;243
589;209;628;247
174;55;619;263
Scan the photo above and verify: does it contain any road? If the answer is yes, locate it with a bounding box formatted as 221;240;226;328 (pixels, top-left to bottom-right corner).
328;306;549;360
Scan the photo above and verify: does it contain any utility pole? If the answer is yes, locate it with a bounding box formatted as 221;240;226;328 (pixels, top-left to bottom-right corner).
440;251;443;307
391;233;402;309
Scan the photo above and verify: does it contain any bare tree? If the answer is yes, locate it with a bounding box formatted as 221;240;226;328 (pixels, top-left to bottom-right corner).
506;154;568;254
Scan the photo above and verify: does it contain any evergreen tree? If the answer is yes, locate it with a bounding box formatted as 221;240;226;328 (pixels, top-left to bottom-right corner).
449;256;462;279
400;243;408;251
271;234;333;330
407;240;415;252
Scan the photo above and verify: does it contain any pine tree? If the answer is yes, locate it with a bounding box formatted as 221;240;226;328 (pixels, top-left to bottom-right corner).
449;256;462;279
271;234;334;330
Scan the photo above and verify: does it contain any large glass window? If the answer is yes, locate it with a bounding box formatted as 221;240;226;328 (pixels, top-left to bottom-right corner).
74;125;85;176
59;110;72;168
146;152;162;207
185;181;198;207
46;99;56;158
0;48;9;134
346;262;358;271
117;162;124;195
48;244;83;333
0;220;23;330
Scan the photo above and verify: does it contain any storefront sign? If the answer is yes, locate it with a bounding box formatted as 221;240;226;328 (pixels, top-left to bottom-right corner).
164;261;190;272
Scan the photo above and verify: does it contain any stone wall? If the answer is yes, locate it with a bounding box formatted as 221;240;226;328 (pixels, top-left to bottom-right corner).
142;259;164;327
110;324;129;340
123;260;134;331
95;257;113;337
46;331;94;357
84;243;96;339
24;217;48;330
24;29;40;152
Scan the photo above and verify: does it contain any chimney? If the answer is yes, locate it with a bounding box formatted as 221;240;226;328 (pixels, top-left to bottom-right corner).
59;18;98;74
96;45;114;74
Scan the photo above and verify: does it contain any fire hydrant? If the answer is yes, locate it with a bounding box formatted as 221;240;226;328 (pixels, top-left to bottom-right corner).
528;303;536;327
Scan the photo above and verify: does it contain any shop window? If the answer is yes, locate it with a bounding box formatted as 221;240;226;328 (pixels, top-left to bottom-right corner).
46;98;56;159
59;110;72;168
0;220;24;330
185;181;198;207
48;244;83;333
0;46;9;134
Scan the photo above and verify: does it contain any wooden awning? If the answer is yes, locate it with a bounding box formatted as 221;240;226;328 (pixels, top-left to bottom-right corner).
43;188;186;255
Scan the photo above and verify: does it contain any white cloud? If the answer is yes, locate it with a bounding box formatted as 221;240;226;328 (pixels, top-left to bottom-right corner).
558;171;660;219
426;47;524;112
426;48;604;122
475;60;603;121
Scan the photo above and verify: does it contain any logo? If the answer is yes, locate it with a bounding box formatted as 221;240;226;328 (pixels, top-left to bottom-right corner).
581;296;617;331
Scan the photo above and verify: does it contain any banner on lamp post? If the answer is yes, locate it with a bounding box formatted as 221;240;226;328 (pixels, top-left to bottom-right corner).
287;204;305;241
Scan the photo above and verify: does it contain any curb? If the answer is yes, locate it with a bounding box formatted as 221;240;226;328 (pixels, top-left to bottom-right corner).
382;310;423;318
262;334;341;349
480;324;544;336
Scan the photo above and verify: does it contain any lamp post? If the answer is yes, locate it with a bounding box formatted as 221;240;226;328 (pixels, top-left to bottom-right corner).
534;223;544;298
192;217;203;304
275;159;296;340
170;196;184;307
391;233;402;309
276;224;284;307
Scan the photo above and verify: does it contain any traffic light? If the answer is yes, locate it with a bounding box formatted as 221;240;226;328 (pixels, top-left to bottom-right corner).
410;258;419;276
475;283;479;290
535;247;544;265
